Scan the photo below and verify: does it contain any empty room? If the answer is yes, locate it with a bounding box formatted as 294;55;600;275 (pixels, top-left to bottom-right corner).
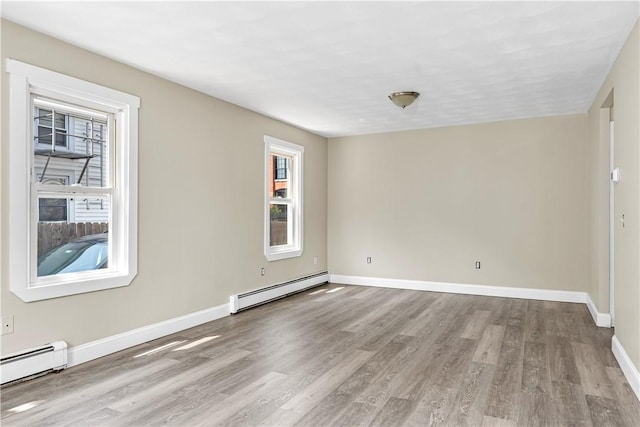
1;1;639;426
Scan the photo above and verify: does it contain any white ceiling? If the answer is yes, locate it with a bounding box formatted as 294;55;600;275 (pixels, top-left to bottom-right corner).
2;1;639;137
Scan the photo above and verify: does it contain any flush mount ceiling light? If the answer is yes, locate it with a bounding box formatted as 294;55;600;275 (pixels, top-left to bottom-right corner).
388;91;420;109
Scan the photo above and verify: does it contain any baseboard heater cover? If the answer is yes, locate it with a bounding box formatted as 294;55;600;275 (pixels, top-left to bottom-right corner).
230;271;329;313
1;341;68;385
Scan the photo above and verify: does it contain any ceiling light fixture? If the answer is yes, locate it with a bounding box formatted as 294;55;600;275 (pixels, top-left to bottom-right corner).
388;91;420;109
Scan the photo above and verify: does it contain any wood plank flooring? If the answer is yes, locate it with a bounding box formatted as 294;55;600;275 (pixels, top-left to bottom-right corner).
2;284;639;426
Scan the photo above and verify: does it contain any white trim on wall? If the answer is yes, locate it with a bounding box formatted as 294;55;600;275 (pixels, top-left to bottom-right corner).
586;293;612;327
67;303;229;367
330;274;613;327
7;59;140;302
331;275;640;394
264;135;304;261
8;273;633;404
330;274;587;303
612;335;640;401
14;274;626;394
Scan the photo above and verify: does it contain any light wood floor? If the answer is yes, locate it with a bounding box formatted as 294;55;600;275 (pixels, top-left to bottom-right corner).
2;284;639;426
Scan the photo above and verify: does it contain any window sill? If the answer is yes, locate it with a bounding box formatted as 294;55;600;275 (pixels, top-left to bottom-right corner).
265;248;303;261
14;270;136;302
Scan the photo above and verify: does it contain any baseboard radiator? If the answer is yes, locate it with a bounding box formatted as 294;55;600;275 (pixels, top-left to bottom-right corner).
1;341;68;385
230;271;329;313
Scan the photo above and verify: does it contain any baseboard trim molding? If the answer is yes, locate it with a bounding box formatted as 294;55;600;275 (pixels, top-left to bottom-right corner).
585;294;612;328
330;274;588;303
330;275;617;330
612;335;640;401
68;303;229;367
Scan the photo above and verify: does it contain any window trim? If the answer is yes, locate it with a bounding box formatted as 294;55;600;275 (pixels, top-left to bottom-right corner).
264;135;303;261
7;59;139;302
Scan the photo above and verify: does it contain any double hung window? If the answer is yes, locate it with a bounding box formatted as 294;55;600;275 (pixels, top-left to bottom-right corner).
7;59;139;302
264;136;303;261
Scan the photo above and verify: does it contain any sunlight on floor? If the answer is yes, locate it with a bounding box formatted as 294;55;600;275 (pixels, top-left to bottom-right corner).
133;341;186;358
7;400;46;414
173;336;220;351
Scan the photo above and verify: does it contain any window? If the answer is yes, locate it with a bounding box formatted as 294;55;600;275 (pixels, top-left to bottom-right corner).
39;197;68;222
37;175;70;222
274;155;288;180
264;136;303;261
35;108;68;148
7;59;139;302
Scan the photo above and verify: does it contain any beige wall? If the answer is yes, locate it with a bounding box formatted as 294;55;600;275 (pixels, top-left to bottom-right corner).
0;20;328;355
328;114;588;292
3;16;638;377
587;20;640;371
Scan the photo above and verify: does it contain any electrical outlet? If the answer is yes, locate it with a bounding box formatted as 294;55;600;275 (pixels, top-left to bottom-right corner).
260;267;265;276
2;316;14;335
367;257;372;264
313;256;318;265
475;261;481;269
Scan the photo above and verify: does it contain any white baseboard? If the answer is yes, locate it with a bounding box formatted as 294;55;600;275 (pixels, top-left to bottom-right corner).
66;272;327;368
612;335;640;401
585;294;612;327
330;274;615;329
330;274;587;303
67;303;229;367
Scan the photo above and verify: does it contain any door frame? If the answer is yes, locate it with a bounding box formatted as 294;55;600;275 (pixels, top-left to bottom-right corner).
609;119;615;326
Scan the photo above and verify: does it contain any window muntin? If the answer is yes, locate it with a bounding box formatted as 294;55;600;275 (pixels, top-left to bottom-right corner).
264;136;303;261
8;59;139;302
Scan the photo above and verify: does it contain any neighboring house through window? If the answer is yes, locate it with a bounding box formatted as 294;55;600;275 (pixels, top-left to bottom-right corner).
264;135;303;261
37;174;72;222
274;155;287;180
273;155;289;199
7;59;139;302
35;108;68;148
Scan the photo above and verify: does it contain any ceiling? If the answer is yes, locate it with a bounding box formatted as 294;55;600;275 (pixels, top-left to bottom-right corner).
2;1;639;138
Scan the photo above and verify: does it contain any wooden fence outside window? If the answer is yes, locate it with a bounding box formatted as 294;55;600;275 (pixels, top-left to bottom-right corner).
38;222;108;255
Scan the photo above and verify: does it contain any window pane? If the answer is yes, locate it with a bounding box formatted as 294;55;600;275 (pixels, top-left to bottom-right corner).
36;109;65;128
269;203;288;246
36;109;67;147
37;197;110;277
269;154;289;198
39;198;68;222
275;156;288;179
33;104;109;188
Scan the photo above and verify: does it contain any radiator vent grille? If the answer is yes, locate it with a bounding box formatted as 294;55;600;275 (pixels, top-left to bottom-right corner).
1;341;68;385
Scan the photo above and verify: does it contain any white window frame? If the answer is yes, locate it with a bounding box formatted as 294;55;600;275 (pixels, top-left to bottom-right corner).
7;59;139;302
264;135;303;261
